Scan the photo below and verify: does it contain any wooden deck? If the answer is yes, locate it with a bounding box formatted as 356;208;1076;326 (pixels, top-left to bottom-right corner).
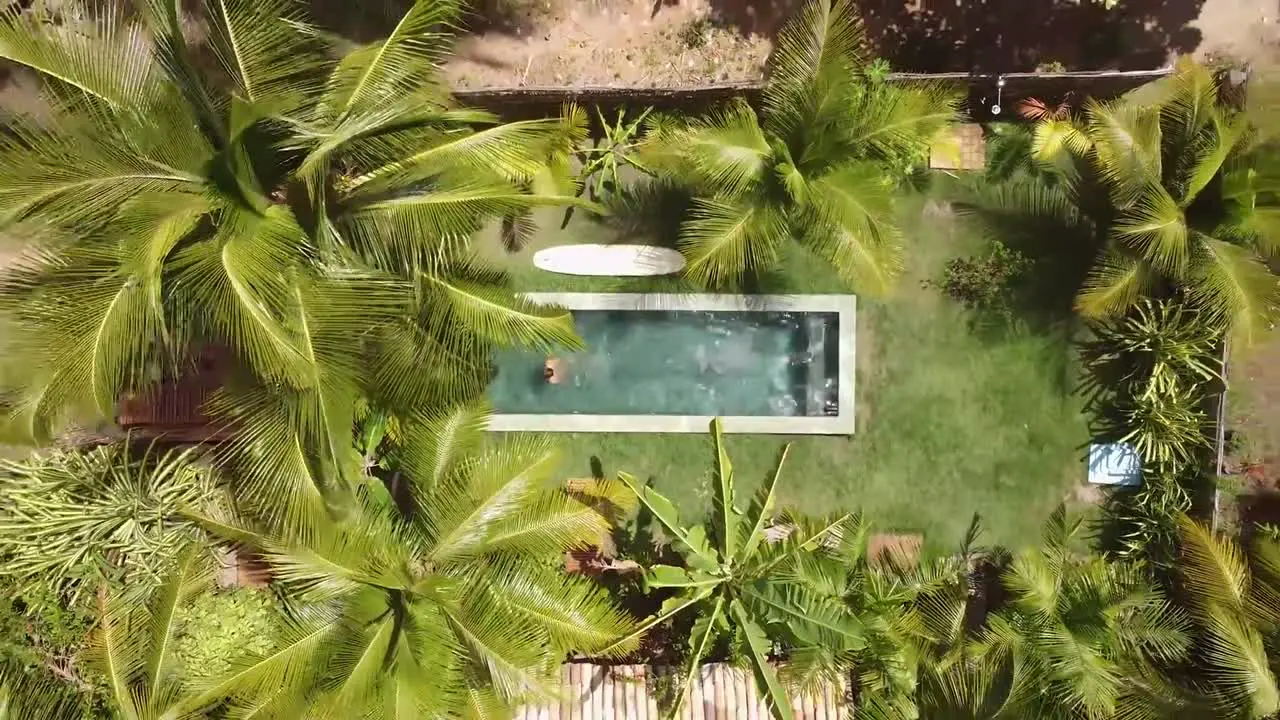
515;663;848;720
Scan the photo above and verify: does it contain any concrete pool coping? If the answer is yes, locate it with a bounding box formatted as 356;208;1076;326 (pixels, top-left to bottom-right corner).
488;292;856;435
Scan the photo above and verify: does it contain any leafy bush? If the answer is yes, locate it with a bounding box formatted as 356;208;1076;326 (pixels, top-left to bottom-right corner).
1082;300;1224;571
928;241;1030;321
0;443;223;603
174;588;280;683
0;584;103;718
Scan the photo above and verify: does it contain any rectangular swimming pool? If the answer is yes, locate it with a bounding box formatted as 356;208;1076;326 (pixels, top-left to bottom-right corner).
487;293;855;434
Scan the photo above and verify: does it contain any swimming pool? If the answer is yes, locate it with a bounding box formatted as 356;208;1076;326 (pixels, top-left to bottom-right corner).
487;293;855;434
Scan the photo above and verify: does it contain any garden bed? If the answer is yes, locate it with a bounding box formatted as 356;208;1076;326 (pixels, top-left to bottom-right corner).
473;189;1091;552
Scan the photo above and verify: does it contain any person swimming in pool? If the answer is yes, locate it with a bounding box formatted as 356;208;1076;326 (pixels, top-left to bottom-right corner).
544;356;565;384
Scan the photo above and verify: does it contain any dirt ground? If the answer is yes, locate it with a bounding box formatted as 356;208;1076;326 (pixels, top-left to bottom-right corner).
446;0;770;87
446;0;1280;88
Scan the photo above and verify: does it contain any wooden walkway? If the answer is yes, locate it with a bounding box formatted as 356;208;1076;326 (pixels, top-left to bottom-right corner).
515;663;849;720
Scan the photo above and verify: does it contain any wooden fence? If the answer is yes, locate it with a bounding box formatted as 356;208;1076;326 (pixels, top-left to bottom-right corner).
453;68;1174;125
514;663;849;720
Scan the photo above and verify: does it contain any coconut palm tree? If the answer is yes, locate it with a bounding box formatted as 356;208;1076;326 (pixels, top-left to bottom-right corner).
598;418;866;720
960;60;1280;343
185;403;637;718
639;0;959;291
972;507;1195;719
1177;517;1280;718
0;0;585;522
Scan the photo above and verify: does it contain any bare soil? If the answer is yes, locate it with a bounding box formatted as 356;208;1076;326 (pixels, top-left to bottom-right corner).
446;0;769;88
445;0;1277;89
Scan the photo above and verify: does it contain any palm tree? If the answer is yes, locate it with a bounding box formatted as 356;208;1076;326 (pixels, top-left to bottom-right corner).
0;0;586;521
960;60;1280;343
639;0;959;291
185;403;637;718
973;507;1194;719
1177;517;1280;718
77;546;244;720
598;418;865;720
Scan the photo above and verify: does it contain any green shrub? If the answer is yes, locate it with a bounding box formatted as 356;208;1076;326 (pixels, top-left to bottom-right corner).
0;584;103;718
928;241;1030;321
175;588;280;683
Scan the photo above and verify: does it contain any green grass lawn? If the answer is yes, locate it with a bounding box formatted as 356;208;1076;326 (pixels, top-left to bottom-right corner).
473;188;1091;552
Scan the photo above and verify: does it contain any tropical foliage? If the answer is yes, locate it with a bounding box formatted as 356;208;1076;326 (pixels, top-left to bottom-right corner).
602;418;869;719
1081;299;1223;572
0;444;222;602
961;60;1280;342
1178;518;1280;719
183;403;636;718
973;509;1194;719
0;0;585;520
639;0;959;290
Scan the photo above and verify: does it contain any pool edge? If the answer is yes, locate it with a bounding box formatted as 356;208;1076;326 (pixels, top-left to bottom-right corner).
493;292;857;436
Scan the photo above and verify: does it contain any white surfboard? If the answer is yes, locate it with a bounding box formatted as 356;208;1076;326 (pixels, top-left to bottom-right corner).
532;243;686;277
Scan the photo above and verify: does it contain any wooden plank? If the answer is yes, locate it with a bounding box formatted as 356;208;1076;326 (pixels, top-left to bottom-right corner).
590;664;606;720
553;664;570;720
569;664;583;720
721;665;738;720
712;665;727;720
599;664;614;720
701;665;717;720
645;666;660;720
745;666;760;720
619;666;635;720
612;667;624;720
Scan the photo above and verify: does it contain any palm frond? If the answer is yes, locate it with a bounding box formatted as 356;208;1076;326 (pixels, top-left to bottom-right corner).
1075;252;1154;318
1181;112;1250;205
0;115;206;227
840;81;961;168
802;162;903;294
1200;611;1280;717
1032;118;1094;164
678;198;788;289
1086;99;1163;207
347;119;572;194
179;603;343;713
418;268;583;352
204;0;325;113
398;402;490;496
168;205;312;386
322;0;462;120
1187;234;1279;346
424;434;563;564
479;559;638;657
442;588;557;705
0;4;163;111
665;100;771;198
764;0;870;115
1110;183;1190;277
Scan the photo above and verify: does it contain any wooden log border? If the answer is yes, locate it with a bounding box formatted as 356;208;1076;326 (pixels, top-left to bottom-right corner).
452;68;1176;125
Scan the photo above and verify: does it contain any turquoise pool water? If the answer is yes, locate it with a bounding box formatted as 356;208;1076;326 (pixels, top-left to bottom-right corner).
488;310;840;417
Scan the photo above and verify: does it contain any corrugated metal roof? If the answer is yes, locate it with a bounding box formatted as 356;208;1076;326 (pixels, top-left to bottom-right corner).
515;663;848;720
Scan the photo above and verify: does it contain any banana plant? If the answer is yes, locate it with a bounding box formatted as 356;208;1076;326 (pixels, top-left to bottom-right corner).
600;418;863;720
560;106;653;228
